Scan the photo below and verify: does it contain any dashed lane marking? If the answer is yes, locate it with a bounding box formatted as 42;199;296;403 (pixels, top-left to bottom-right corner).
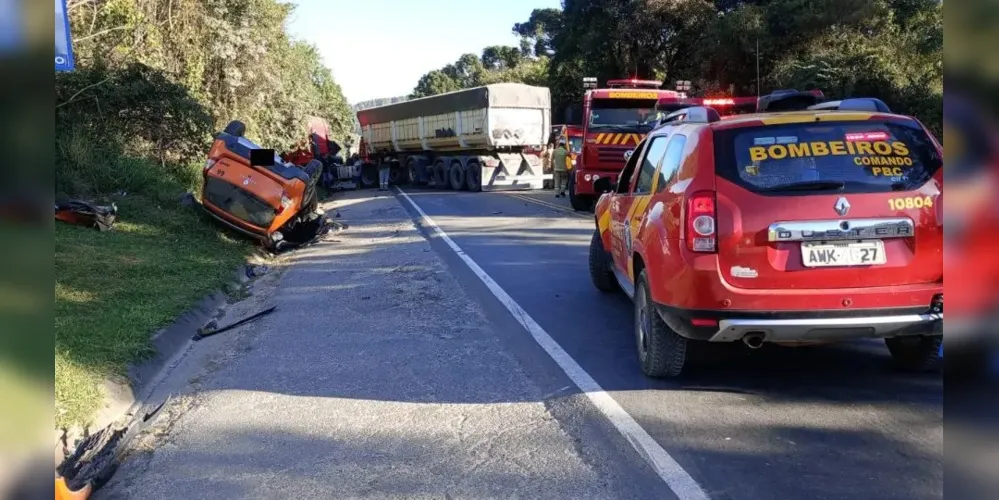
396;187;710;500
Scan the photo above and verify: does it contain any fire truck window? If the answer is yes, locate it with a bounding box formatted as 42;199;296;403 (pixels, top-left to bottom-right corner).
655;135;688;193
616;139;648;194
633;136;669;195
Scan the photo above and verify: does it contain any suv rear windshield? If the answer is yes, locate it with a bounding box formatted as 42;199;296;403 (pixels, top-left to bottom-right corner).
714;120;941;195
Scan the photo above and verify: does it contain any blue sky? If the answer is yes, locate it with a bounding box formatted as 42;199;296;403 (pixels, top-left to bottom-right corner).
286;0;561;105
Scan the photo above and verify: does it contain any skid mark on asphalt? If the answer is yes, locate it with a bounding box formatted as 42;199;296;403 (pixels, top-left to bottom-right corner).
397;187;710;500
503;192;592;219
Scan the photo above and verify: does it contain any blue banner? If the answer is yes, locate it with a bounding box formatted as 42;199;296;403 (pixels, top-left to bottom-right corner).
55;0;75;71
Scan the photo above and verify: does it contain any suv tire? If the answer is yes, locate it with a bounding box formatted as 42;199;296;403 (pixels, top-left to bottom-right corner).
588;230;618;293
885;335;942;372
635;270;689;378
223;120;246;137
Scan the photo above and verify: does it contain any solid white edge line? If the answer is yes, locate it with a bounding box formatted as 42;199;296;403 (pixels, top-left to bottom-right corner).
396;187;710;500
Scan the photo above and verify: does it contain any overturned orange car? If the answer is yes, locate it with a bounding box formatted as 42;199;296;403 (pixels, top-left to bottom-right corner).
200;121;328;250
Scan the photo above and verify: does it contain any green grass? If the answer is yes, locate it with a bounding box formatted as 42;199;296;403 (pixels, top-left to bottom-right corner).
55;193;251;428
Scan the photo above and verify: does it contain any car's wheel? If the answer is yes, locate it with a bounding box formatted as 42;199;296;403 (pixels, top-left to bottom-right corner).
449;161;467;190
885;335;942;372
466;160;482;192
568;173;591;212
223;120;246;137
635;270;690;378
589;230;618;293
406;159;423;186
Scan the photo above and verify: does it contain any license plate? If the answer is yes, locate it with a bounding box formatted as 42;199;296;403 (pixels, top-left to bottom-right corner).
801;241;886;267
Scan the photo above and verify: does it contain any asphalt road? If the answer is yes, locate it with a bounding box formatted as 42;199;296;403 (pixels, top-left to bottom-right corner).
101;187;941;500
397;187;942;500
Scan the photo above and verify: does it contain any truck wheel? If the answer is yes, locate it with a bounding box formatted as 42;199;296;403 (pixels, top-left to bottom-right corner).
406;159;423;186
360;164;378;188
466;161;482;192
449;162;467;191
223;120;246;137
568;174;592;212
885;335;942;372
433;162;448;188
635;270;690;378
589;230;618;293
389;163;405;185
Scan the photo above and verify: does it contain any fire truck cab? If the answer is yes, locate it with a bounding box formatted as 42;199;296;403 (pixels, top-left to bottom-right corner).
569;78;682;212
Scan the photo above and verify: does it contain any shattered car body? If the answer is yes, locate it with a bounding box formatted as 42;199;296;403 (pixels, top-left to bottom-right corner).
200;121;337;251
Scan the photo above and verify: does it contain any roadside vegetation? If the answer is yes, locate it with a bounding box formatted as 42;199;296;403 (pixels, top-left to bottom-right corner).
55;0;355;428
410;0;942;136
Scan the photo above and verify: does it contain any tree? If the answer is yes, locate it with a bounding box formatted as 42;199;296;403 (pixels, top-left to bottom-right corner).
513;8;563;57
481;45;523;70
410;69;461;98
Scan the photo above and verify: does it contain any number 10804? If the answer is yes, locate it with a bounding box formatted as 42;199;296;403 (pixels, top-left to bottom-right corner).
888;196;934;211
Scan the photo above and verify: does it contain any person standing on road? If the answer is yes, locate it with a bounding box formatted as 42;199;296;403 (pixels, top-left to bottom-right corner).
552;140;569;198
378;156;391;191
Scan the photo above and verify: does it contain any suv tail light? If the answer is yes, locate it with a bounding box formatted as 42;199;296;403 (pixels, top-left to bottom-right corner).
686;191;716;253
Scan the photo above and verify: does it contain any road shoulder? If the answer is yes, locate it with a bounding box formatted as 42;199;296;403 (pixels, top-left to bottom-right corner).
99;190;669;499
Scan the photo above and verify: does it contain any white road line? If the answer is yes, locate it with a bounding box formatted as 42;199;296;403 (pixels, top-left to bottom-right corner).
396;188;710;500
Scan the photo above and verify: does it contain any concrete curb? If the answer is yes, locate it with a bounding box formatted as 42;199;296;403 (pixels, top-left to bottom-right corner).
56;256;269;460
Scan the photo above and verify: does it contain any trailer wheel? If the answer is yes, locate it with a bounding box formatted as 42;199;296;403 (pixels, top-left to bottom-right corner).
433;161;448;188
406;159;424;186
223;120;246;137
466;160;482;192
449;161;466;191
389;163;405;185
360;163;378;189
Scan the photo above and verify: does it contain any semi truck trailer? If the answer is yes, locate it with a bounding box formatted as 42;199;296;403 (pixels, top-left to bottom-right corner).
356;83;552;191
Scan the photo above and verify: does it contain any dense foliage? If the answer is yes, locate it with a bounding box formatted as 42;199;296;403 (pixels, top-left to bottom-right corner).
409;0;942;135
56;0;355;197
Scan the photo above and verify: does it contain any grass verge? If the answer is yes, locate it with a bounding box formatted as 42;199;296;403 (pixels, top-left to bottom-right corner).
55;191;251;429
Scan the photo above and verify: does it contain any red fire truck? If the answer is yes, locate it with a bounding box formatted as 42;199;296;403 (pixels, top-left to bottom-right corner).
568;78;802;211
568;78;682;211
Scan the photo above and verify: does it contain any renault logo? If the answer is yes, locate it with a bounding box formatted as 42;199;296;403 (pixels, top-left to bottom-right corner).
623;150;634;161
834;197;851;216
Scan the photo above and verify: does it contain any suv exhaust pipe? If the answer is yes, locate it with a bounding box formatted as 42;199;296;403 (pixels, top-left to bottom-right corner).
742;332;765;349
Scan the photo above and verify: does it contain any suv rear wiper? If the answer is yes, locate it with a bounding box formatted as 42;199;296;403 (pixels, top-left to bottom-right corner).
760;180;846;192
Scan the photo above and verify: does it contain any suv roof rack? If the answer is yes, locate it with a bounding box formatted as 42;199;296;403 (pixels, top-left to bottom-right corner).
656;106;721;127
807;98;892;113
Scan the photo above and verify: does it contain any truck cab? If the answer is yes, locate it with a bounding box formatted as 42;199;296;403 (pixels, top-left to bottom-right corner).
569;78;682;212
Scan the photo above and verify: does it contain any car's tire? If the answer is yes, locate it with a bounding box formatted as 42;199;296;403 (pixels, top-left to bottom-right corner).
589;230;618;293
433;162;448;188
223;120;246;137
568;173;591;212
449;161;467;190
635;270;690;378
885;335;942;372
465;160;482;192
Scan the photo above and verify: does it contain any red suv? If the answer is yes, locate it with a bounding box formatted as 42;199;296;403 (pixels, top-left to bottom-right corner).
589;94;943;377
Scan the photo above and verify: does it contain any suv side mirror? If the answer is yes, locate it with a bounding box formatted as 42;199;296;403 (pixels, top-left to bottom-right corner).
250;148;275;167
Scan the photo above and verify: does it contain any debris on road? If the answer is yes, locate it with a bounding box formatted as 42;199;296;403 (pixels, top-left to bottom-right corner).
192;305;277;341
55;396;170;500
55;200;118;231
